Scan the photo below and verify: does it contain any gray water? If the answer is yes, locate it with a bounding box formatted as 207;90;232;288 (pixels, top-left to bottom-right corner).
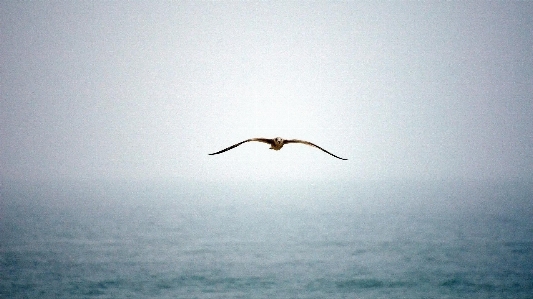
1;180;532;298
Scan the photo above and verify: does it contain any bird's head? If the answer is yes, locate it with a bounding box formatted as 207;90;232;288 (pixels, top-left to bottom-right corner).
274;137;283;145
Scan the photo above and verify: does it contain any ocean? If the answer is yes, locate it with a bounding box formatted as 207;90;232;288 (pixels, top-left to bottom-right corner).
1;179;532;298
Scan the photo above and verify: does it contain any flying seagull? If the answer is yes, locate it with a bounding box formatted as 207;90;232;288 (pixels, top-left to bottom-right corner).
209;137;347;160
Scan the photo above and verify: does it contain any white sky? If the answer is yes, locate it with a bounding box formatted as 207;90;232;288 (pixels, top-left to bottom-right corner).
1;2;532;182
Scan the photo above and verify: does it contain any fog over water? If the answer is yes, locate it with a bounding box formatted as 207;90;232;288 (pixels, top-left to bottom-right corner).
1;3;533;298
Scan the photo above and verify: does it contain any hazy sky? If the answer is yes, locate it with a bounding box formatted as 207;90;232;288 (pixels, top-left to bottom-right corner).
1;2;532;182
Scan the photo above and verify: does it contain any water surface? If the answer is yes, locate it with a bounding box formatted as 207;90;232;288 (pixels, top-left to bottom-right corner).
1;180;532;298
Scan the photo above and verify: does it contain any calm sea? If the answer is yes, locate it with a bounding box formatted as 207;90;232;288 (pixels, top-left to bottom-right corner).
1;179;532;298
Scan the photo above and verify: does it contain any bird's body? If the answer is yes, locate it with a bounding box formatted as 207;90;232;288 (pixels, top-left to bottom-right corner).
268;137;284;150
209;137;347;160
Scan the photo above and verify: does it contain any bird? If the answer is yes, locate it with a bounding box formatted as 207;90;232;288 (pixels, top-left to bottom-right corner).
208;137;347;160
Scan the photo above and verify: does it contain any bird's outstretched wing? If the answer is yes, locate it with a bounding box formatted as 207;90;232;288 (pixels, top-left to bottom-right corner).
284;139;348;160
208;138;273;155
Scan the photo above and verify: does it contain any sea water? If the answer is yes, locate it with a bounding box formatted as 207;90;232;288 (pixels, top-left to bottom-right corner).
1;179;532;298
